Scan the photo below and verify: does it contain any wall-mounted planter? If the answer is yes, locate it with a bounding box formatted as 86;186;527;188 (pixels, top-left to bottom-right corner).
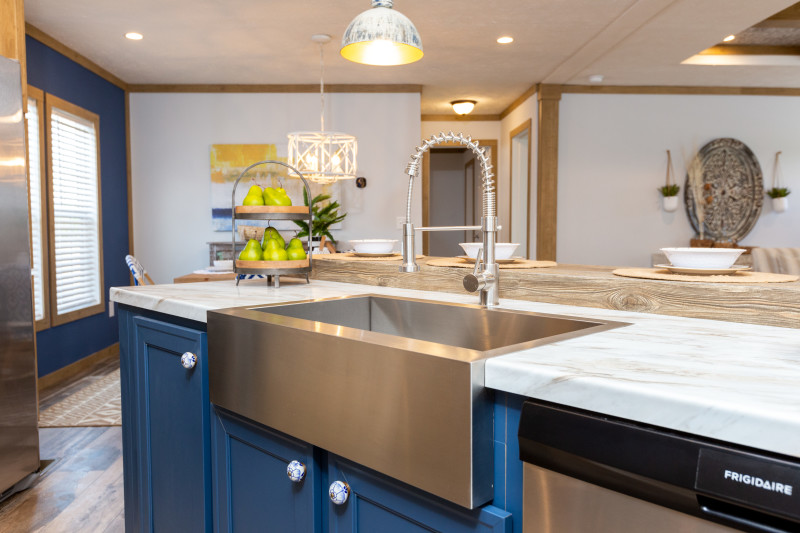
662;195;679;212
772;197;788;213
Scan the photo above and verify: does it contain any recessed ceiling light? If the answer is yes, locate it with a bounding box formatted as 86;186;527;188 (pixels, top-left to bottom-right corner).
125;32;143;41
588;74;604;84
723;35;735;42
497;36;513;44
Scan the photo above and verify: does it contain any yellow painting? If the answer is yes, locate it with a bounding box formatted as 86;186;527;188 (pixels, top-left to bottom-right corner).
210;144;340;232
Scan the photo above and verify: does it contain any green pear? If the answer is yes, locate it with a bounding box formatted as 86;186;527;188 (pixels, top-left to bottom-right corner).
238;239;263;261
265;246;289;261
286;246;306;261
246;185;262;196
287;237;303;249
263;238;282;252
242;192;265;206
261;227;285;249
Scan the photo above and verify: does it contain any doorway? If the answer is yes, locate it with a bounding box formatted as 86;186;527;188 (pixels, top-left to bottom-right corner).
509;120;532;258
425;140;498;257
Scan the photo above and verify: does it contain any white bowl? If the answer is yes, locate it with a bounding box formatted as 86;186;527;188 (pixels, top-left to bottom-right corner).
459;242;519;260
212;260;233;271
351;239;398;254
660;247;745;269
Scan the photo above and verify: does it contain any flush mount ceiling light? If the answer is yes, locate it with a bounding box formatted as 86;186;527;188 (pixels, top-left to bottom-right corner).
451;100;477;115
340;0;423;66
125;32;143;40
288;35;358;184
496;36;514;44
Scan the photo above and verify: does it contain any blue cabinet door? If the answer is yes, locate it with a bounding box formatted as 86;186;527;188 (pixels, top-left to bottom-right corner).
212;407;321;533
328;455;511;533
131;315;211;532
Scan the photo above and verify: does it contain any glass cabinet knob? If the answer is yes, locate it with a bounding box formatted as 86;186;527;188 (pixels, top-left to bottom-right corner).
287;460;306;482
180;352;197;369
329;480;350;505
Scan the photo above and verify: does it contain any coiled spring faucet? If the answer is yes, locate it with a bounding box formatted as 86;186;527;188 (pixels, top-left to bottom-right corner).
400;132;500;307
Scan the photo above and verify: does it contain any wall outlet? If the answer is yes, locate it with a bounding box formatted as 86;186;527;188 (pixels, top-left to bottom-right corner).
396;216;405;229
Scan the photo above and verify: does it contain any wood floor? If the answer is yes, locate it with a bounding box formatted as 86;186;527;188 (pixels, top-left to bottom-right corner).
0;355;124;533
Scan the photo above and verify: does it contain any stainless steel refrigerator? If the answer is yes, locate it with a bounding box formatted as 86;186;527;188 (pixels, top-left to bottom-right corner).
0;55;40;498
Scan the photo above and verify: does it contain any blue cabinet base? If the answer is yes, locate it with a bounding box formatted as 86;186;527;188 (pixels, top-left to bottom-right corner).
119;305;524;532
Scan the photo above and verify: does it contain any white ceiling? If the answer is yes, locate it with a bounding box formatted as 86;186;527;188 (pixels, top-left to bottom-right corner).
23;0;800;115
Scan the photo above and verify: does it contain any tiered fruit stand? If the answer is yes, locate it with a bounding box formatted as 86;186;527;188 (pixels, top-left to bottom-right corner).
231;160;313;287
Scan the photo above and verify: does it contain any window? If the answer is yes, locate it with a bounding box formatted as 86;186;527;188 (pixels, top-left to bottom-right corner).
26;87;49;329
26;88;105;329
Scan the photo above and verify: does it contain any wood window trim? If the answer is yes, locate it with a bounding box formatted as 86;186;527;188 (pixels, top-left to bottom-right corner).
421;140;498;255
44;93;106;327
27;85;51;331
508;119;533;258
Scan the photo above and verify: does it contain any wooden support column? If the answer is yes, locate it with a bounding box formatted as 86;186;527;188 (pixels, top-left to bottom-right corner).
536;84;562;261
0;0;26;107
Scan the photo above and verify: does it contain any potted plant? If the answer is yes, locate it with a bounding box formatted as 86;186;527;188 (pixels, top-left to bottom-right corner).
767;151;790;213
659;150;680;212
293;189;346;251
659;184;680;212
766;187;791;213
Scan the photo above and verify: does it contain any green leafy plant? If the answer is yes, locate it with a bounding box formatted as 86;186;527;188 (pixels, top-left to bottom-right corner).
658;184;680;197
293;188;346;244
766;187;791;198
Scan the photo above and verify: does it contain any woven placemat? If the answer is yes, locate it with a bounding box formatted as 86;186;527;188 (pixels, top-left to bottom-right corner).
314;253;423;262
613;268;799;283
427;258;558;269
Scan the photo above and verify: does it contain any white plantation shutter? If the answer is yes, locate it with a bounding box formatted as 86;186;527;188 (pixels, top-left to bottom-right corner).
48;104;103;317
26;97;45;322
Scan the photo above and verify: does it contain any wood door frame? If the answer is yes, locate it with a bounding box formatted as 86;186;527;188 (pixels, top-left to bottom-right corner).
422;139;498;255
508;119;532;258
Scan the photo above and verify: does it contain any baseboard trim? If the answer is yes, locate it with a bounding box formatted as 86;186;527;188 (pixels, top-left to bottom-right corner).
38;343;120;392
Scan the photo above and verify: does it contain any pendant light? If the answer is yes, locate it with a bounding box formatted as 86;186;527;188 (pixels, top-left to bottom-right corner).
288;35;358;184
340;0;423;66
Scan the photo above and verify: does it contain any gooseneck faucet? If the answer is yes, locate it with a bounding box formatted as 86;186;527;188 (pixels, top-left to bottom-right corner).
400;132;500;307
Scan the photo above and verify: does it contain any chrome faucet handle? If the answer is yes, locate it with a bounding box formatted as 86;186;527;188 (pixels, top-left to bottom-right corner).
464;249;492;293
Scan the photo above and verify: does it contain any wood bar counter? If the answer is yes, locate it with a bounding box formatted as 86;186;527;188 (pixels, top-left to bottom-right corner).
311;257;800;329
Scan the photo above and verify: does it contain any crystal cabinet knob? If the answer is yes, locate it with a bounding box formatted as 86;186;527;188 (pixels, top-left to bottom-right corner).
329;480;350;505
287;460;306;482
180;352;197;369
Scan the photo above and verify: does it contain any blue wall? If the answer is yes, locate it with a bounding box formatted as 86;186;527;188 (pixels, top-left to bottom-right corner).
26;36;129;376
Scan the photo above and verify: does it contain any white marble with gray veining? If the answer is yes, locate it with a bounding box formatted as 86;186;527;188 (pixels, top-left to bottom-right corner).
111;279;800;459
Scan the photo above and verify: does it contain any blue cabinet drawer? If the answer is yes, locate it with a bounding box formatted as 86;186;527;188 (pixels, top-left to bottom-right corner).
328;455;511;533
212;407;321;533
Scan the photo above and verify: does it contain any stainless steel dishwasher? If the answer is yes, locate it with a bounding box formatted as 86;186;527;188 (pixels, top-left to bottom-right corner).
518;400;800;533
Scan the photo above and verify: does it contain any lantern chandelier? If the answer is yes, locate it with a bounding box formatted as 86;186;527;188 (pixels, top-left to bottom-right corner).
287;34;358;184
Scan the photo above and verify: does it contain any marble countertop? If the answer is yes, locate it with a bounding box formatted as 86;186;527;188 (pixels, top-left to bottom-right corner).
111;279;800;459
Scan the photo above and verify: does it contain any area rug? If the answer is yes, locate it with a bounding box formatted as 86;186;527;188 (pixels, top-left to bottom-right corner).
38;370;122;427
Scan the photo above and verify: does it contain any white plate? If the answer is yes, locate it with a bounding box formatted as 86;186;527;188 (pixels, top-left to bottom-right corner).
654;264;751;275
352;252;399;258
458;255;522;265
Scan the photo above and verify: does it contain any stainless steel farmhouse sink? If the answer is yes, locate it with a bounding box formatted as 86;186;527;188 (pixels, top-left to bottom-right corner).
207;294;627;508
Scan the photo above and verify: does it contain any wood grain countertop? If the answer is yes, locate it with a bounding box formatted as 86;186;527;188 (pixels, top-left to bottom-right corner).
310;257;800;329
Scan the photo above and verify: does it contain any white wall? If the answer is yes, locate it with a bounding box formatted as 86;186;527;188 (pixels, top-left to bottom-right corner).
558;93;800;267
130;92;421;282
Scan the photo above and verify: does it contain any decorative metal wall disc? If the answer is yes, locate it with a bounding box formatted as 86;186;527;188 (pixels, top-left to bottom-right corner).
684;138;763;242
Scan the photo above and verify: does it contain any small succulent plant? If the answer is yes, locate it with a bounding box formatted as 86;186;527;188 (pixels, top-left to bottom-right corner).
766;187;791;199
658;184;680;197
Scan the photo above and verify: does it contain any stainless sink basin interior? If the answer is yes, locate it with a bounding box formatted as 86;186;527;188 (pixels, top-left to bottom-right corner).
208;294;627;509
253;295;620;357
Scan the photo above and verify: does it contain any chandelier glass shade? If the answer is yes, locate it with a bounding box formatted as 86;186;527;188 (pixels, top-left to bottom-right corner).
288;34;358;184
287;131;357;184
